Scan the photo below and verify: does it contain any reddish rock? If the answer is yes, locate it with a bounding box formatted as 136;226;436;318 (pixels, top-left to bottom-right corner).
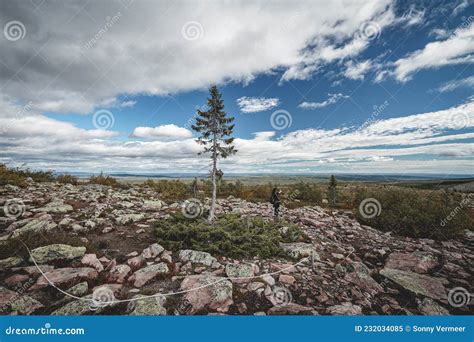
5;274;30;287
127;255;145;271
385;251;439;274
32;267;98;290
180;275;233;314
81;254;104;272
107;264;131;284
128;263;169;287
142;243;164;259
279;274;296;285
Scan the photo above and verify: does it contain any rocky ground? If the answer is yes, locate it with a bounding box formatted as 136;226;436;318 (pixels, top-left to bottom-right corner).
0;180;473;316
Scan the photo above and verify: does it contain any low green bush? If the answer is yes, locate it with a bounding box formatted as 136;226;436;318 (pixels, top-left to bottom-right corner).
89;173;120;188
154;213;307;258
354;186;472;240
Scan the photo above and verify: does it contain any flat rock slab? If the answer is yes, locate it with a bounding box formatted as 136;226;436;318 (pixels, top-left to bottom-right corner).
29;244;86;264
326;303;362;315
380;267;447;301
129;263;169;287
127;294;166;315
385;251;439;274
32;267;98;290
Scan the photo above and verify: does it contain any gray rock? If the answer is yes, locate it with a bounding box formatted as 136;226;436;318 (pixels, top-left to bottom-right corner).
68;282;89;297
178;249;220;268
6;218;57;239
279;242;320;260
127;294;167;315
418;298;449;315
326;303;362;315
36;200;73;214
29;244;86;264
0;256;23;269
10;295;44;315
129;263;169;287
115;214;145;225
225;263;256;279
380;268;447;301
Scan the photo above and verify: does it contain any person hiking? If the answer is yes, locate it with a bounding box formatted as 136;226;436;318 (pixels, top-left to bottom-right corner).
270;187;281;219
191;177;198;198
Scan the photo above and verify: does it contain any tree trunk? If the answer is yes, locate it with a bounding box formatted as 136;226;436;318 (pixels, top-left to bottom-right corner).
209;135;217;223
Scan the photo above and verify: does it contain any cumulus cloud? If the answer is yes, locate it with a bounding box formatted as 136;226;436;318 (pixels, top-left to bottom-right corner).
2;96;473;174
298;93;349;109
237;97;280;113
131;124;193;140
0;0;396;114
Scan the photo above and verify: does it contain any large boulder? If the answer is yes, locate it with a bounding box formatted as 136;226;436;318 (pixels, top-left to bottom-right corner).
29;244;86;264
385;251;439;274
279;242;320;260
128;263;169;287
380;268;447;301
180;275;233;314
178;250;220;268
225;263;256;282
127;294;167;315
32;267;98;290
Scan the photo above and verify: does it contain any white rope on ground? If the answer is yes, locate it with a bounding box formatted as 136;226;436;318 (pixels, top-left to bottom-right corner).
20;239;315;305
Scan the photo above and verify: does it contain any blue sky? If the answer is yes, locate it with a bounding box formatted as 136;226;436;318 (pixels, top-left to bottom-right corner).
0;0;473;174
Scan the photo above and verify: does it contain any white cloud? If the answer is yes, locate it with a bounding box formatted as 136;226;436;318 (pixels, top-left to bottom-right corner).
438;75;474;92
120;100;137;108
390;25;474;82
131;124;193;140
0;0;396;114
2;97;472;174
237;97;280;113
344;60;372;80
298;93;349;109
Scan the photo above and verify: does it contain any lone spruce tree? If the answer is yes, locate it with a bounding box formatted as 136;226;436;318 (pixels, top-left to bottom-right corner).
192;86;236;222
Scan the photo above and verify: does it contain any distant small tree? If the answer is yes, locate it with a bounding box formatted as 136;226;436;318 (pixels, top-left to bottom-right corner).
192;86;236;222
328;175;338;207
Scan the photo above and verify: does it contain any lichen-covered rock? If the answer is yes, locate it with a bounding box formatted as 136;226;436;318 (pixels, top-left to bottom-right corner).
29;244;86;264
180;275;233;314
36;200;73;214
380;268;447;301
115;214;145;225
178;249;220;268
129;263;169;287
107;264;131;284
279;242;320;260
127;294;166;315
5;218;57;239
326;303;362;315
225;263;256;281
10;295;44;315
418;298;449;315
142;243;164;259
0;256;23;269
